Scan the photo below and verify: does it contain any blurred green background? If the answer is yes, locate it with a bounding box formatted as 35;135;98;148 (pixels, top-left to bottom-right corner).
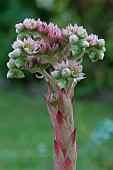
0;0;113;170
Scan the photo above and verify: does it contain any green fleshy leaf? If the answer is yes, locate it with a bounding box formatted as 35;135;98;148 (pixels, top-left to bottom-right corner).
17;33;31;40
56;79;67;89
89;52;99;62
15;58;25;68
7;69;25;79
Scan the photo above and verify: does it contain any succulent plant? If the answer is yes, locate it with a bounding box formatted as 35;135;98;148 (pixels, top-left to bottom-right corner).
7;18;106;170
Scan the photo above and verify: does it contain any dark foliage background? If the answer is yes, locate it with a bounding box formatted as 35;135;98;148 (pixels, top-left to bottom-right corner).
0;0;113;96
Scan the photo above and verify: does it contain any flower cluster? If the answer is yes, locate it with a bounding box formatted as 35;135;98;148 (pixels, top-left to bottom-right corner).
24;56;48;72
51;59;85;88
15;18;63;43
85;34;106;62
45;92;58;107
7;18;106;82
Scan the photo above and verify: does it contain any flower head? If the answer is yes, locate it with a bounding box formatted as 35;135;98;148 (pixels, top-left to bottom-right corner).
23;18;37;30
52;59;85;88
85;34;98;46
23;38;36;54
47;23;63;42
24;56;48;71
36;19;48;34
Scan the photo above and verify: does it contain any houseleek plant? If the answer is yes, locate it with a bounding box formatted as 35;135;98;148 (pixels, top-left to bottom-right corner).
7;18;106;170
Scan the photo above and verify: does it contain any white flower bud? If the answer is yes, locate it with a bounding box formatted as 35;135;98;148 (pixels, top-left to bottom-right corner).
12;40;23;49
7;69;25;78
12;48;22;56
7;70;14;78
51;70;61;79
102;47;106;52
77;27;87;38
69;35;78;44
23;18;37;29
7;59;15;69
8;52;13;58
15;23;24;33
71;45;82;56
79;40;89;48
97;51;104;60
97;39;105;47
62;68;71;78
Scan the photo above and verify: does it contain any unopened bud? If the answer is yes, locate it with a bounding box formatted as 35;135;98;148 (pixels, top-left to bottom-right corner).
62;68;71;78
51;70;61;79
12;40;23;49
45;92;58;107
71;45;82;56
77;27;87;38
79;40;89;48
12;48;22;56
7;70;14;78
15;58;24;68
97;51;104;60
102;47;106;52
15;23;24;33
7;69;25;79
97;39;105;47
8;52;14;59
89;52;98;62
7;59;15;69
23;18;37;30
69;35;78;44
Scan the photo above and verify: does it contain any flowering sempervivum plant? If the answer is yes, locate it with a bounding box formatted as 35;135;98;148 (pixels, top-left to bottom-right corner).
7;18;106;170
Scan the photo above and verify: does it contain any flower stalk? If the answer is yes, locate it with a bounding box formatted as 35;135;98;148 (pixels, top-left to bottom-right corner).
7;18;106;170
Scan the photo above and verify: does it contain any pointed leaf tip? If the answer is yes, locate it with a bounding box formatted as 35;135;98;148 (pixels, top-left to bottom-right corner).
56;110;63;125
61;88;68;98
62;156;73;170
54;139;60;155
71;128;76;144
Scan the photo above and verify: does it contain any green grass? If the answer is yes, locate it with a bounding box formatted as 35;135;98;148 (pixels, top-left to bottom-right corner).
0;88;113;170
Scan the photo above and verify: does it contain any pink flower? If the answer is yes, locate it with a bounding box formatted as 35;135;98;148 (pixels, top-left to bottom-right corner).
62;24;78;37
85;34;98;46
47;23;63;42
23;38;36;54
23;18;37;30
50;43;59;52
12;40;23;49
35;39;50;53
15;23;24;33
25;56;48;70
36;19;48;34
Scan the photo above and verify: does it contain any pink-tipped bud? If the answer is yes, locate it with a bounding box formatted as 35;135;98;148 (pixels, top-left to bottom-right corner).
62;68;71;78
7;59;15;69
12;40;23;49
15;23;24;33
12;48;22;56
23;18;37;30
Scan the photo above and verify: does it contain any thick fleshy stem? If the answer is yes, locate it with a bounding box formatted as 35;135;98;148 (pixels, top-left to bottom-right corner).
40;69;65;114
44;75;78;170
